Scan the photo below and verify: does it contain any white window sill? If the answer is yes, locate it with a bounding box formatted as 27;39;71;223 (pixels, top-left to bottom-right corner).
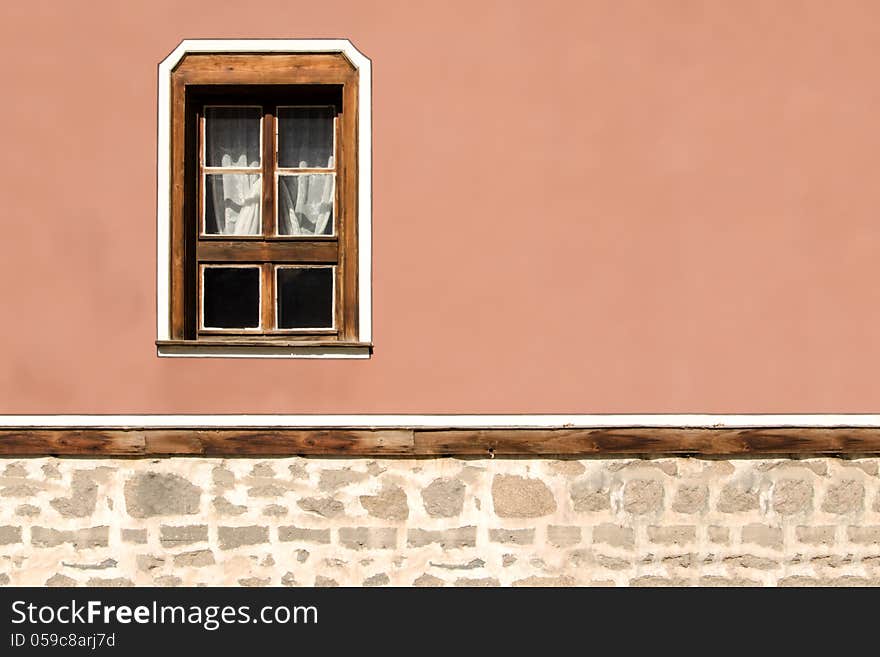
156;340;372;359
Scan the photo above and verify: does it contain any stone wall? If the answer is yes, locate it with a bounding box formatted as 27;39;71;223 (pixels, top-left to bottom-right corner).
1;455;878;586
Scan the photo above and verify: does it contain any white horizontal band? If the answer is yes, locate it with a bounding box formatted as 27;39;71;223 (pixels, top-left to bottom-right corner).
0;415;878;429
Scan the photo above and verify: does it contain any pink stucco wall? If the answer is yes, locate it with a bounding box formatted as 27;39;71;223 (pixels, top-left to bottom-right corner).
2;1;879;413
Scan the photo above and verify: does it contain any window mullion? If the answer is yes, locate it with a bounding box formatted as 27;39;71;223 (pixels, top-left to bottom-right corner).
261;101;277;333
261;262;274;332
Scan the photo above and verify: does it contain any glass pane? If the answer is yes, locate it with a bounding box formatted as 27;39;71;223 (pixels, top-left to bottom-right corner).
278;107;334;168
203;267;260;329
276;267;334;329
205;107;261;168
277;174;334;235
204;174;262;235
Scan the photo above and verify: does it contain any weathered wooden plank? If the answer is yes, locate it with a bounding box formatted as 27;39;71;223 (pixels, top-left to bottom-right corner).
0;431;146;456
260;263;273;332
339;77;359;341
0;427;879;456
169;74;187;340
262;109;276;237
143;429;414;455
175;54;356;86
0;430;412;456
156;339;367;347
411;428;880;456
197;240;338;263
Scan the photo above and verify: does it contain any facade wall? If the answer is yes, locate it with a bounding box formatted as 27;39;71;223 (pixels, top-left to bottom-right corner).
2;1;880;413
4;3;880;587
2;455;879;587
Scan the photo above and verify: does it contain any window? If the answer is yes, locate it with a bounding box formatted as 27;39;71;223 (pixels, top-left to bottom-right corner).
156;40;372;358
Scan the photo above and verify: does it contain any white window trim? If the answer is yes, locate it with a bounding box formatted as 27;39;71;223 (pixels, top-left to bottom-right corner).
156;39;372;359
0;414;877;428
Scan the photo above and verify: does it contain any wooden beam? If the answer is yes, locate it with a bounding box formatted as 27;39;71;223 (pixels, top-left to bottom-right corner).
0;430;412;457
174;53;356;86
412;428;880;456
0;430;147;456
0;427;880;456
197;240;338;263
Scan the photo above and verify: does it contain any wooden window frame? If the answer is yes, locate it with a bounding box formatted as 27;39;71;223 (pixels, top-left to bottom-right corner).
156;40;372;358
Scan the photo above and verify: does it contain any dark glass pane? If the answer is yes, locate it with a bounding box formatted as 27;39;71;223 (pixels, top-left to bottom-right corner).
203;267;260;329
278;107;334;168
276;267;334;329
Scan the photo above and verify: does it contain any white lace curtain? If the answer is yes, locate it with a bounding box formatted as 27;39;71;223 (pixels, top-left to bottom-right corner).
278;175;334;235
205;108;262;235
277;107;335;235
208;174;262;235
205;106;335;236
